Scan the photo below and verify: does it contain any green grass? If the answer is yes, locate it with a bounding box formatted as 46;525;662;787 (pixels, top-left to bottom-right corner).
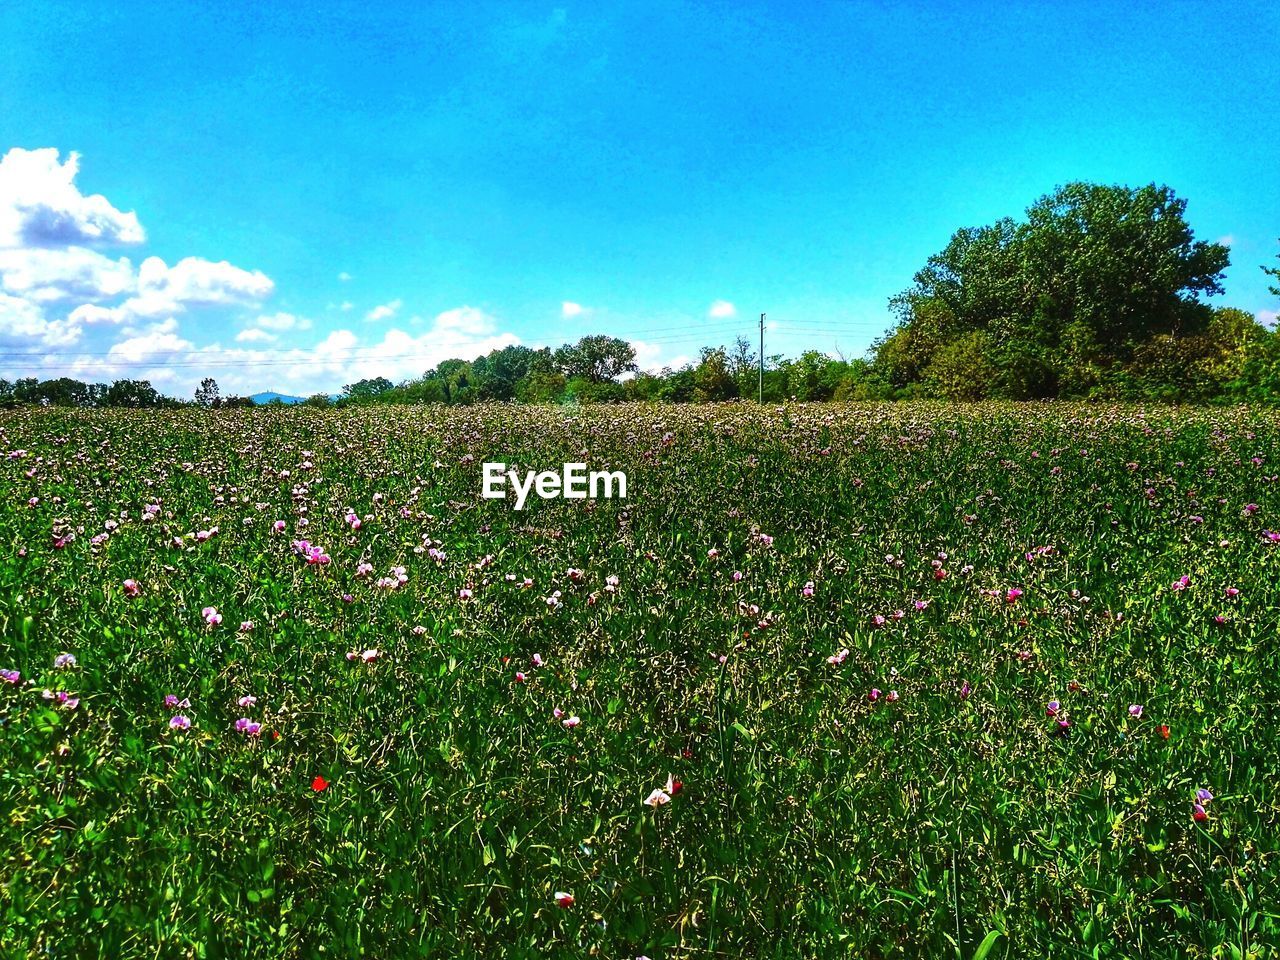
1;402;1277;959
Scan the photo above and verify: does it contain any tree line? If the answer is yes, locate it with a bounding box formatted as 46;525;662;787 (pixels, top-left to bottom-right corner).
4;180;1278;409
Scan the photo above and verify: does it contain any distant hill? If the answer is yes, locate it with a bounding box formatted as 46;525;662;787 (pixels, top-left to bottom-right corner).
249;391;306;405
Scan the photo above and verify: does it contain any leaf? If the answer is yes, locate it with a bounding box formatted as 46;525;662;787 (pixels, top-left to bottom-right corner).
972;929;1003;960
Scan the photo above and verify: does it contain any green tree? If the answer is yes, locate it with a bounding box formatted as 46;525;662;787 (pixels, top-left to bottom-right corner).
553;335;637;383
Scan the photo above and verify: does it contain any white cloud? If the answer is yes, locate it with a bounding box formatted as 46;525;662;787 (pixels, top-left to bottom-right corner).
0;292;81;346
631;338;692;375
340;300;354;311
1258;309;1279;329
235;327;277;343
0;246;134;302
250;311;310;332
136;255;273;308
365;298;402;322
338;271;353;282
708;299;736;318
0;147;145;249
1218;235;1236;247
562;301;585;318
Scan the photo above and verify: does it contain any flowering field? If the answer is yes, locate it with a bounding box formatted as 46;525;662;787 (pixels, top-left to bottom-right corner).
1;403;1277;959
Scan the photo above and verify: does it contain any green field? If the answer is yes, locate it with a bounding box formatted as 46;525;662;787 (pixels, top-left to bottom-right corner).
2;403;1277;959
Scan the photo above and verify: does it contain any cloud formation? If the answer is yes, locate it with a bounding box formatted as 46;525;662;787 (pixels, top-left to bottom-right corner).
708;299;736;318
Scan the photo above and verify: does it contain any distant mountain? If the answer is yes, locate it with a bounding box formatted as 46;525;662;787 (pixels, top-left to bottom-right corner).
249;391;306;405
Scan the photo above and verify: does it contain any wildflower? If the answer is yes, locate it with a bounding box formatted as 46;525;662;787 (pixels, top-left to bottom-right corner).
1225;587;1239;598
1192;803;1208;822
886;689;899;702
801;581;815;598
360;649;379;663
1171;575;1190;592
868;688;881;702
1128;704;1143;718
54;653;76;669
458;588;473;600
826;648;849;666
201;606;222;626
732;570;743;582
644;788;671;807
958;680;972;700
1196;787;1213;803
515;671;526;682
562;715;580;728
554;891;574;908
169;715;191;730
239;621;254;632
1158;724;1170;739
164;694;190;708
553;707;563;719
1;669;19;684
122;578;141;597
235;717;263;736
237;695;257;708
532;653;544;668
311;775;329;792
1005;588;1023;603
1045;700;1061;717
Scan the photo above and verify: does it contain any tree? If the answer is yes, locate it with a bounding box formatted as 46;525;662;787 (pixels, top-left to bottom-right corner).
342;377;394;402
1264;240;1280;299
879;182;1231;398
693;347;738;401
106;379;161;408
195;377;220;407
553;335;637;383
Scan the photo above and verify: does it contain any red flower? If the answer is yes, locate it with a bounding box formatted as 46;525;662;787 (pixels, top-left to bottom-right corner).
311;775;329;792
670;779;683;795
1159;725;1170;740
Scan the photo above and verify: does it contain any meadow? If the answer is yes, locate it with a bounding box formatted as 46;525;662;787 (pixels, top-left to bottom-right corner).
1;402;1277;959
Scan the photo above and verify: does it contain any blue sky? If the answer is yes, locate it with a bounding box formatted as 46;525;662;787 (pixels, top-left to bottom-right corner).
1;0;1277;397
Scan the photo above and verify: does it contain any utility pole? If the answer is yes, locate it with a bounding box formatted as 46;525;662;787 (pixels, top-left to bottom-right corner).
758;313;765;404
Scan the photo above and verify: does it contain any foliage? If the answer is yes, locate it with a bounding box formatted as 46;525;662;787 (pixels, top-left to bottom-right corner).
878;182;1237;399
1;402;1277;958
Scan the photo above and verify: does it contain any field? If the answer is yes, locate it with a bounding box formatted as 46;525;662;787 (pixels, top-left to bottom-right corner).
1;402;1278;959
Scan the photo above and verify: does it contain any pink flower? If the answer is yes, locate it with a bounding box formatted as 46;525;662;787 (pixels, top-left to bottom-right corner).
272;520;286;533
553;707;563;719
1171;575;1190;592
1192;803;1208;822
958;680;971;700
532;653;544;668
238;695;257;708
458;588;473;600
235;717;263;736
561;715;580;728
514;671;526;682
1005;588;1023;603
554;891;574;908
868;688;881;702
826;648;849;666
1225;587;1239;598
239;620;254;632
122;578;141;597
169;715;191;730
886;690;899;702
801;581;815;598
54;653;77;669
1128;704;1143;718
360;649;379;663
201;606;222;626
644;788;671;807
1;669;20;684
1045;700;1061;717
